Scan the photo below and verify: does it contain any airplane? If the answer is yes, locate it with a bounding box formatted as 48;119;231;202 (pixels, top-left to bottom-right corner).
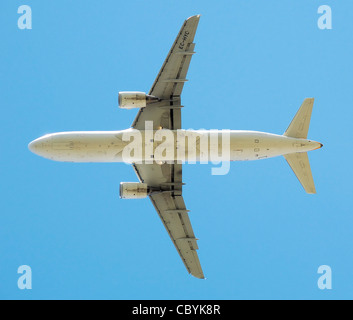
28;15;323;279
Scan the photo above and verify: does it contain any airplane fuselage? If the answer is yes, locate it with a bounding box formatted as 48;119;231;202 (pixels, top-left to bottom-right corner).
29;129;322;163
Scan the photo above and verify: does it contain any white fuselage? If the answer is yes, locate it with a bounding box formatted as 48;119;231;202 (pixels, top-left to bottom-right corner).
28;129;322;163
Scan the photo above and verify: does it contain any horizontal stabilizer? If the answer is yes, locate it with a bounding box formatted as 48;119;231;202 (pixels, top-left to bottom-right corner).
284;98;314;139
284;152;316;194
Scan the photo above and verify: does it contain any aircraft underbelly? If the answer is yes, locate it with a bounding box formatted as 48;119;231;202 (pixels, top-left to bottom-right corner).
29;130;315;163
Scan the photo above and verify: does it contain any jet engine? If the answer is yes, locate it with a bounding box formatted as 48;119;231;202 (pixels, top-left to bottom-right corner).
118;91;159;109
119;182;148;199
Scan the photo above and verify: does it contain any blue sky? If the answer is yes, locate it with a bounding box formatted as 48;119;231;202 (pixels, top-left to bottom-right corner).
1;0;352;299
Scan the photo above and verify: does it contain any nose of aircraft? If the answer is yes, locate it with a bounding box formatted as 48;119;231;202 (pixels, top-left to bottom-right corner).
28;139;39;153
28;135;52;157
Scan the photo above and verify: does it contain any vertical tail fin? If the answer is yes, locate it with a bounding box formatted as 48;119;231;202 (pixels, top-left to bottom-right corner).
284;98;314;139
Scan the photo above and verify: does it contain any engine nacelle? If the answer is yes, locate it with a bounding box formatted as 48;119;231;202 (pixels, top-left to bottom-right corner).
119;182;148;199
118;91;159;109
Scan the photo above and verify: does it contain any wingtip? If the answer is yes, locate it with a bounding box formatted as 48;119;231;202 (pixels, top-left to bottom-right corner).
191;272;205;279
187;14;201;21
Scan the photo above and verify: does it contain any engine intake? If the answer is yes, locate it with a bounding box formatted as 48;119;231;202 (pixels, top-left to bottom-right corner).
118;91;159;109
119;182;148;199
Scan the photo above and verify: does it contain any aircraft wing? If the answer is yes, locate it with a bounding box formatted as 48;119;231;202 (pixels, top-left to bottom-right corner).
132;15;200;130
132;162;204;279
130;15;203;278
